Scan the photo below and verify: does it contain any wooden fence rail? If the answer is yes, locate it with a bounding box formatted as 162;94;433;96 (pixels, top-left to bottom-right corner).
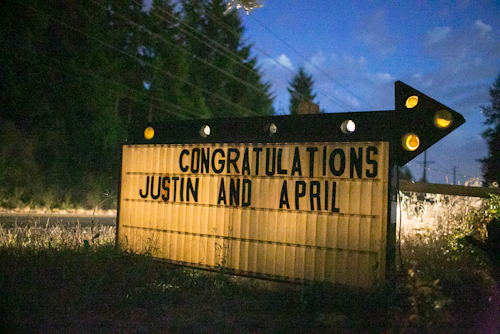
399;180;500;198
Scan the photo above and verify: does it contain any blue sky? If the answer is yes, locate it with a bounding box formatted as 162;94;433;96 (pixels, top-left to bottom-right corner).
240;0;500;184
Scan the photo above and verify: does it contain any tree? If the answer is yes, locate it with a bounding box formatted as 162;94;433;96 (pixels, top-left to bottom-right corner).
480;72;500;185
287;66;318;115
399;166;414;181
0;0;274;208
180;0;274;117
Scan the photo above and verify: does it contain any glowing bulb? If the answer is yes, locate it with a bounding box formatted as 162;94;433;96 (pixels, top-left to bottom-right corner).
434;109;452;128
402;133;420;151
405;96;419;109
341;120;356;134
200;125;210;137
269;123;277;134
144;126;154;140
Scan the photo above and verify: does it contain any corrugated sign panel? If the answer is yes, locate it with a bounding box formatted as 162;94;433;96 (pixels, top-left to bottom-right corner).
118;141;389;288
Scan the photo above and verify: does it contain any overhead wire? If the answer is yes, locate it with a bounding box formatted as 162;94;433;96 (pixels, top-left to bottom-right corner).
146;1;330;112
405;162;482;183
97;0;269;99
5;38;194;120
208;8;355;112
248;15;376;111
22;2;261;117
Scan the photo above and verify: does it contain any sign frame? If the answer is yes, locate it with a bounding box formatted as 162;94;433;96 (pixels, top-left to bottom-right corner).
116;81;465;287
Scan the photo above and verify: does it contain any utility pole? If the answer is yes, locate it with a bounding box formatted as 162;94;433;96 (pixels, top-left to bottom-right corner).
418;151;435;183
453;166;457;185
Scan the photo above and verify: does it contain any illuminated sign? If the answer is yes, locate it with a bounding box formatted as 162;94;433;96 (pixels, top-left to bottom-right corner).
117;81;465;288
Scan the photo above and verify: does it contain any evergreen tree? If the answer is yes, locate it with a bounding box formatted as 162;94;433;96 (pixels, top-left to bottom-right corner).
287;66;318;115
480;72;500;185
0;0;274;208
399;166;414;181
180;0;273;117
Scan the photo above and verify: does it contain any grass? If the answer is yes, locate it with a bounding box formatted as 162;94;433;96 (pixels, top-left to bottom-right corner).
0;222;397;333
0;192;498;333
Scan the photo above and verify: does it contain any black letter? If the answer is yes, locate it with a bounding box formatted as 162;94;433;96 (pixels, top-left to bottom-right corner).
253;147;262;175
218;178;227;205
171;177;179;202
329;149;346;176
229;178;240;206
162;177;170;202
277;148;288;175
227;148;240;174
310;181;321;211
279;180;290;209
187;178;199;202
295;181;306;210
140;176;150;198
242;148;251;175
291;147;302;176
324;180;328;211
201;148;210;174
212;149;225;173
331;182;340;213
366;146;378;178
179;150;189;172
307;147;318;177
242;179;252;207
151;176;161;200
265;148;276;176
179;178;185;201
191;148;200;173
350;147;363;179
323;147;327;176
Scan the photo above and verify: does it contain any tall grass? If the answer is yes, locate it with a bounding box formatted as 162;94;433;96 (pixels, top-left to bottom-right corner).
0;192;498;332
397;191;498;332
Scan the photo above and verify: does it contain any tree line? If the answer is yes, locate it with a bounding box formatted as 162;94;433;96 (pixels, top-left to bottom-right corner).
0;0;498;208
0;0;273;208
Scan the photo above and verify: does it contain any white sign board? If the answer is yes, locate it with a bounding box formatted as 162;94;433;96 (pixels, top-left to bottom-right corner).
118;141;389;288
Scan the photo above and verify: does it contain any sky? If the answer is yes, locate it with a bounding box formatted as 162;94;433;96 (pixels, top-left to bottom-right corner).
239;0;500;185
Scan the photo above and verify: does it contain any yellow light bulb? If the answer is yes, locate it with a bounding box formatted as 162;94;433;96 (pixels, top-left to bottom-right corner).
144;126;154;140
402;133;420;151
405;96;419;109
434;110;452;128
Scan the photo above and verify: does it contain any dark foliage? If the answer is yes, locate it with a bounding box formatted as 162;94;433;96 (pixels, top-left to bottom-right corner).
0;0;273;208
479;71;500;185
287;65;318;115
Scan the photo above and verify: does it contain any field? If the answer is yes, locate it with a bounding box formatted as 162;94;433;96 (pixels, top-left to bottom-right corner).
0;192;498;333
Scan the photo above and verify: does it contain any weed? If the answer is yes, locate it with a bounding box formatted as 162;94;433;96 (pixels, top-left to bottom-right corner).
0;191;497;332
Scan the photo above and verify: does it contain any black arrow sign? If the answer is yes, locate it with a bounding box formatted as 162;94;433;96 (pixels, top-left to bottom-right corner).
128;81;465;166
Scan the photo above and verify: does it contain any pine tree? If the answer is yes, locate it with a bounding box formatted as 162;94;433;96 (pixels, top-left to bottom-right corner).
480;72;500;185
181;0;273;117
287;66;318;115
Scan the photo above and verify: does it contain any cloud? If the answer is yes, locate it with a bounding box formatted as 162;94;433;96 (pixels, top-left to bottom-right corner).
425;26;452;45
474;20;492;35
262;53;294;71
366;72;395;83
415;19;500;115
358;9;397;57
260;53;295;92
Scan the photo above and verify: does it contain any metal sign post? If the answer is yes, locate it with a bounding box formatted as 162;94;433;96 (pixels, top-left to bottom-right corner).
116;81;464;288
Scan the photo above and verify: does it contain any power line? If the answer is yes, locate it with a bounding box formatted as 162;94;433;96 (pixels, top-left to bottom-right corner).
148;1;350;113
207;11;353;111
23;2;261;117
117;0;270;98
248;15;375;111
8;40;195;120
406;162;480;181
209;9;355;112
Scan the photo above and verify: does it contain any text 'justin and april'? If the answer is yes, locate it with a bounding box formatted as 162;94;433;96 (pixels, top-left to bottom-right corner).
138;146;380;213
